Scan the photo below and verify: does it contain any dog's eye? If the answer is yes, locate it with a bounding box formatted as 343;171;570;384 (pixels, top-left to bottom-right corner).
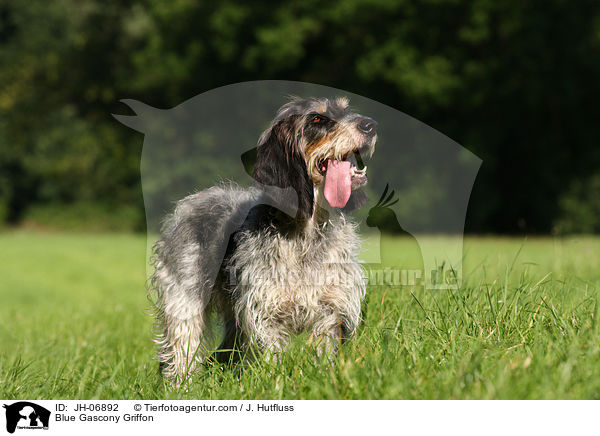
311;115;328;124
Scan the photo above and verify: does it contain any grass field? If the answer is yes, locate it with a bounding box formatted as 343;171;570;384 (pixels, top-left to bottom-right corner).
1;231;599;399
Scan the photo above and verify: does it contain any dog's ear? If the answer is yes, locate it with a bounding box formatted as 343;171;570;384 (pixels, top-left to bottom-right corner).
254;117;314;219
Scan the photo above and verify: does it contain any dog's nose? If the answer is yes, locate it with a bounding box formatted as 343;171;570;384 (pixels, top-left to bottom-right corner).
357;117;378;135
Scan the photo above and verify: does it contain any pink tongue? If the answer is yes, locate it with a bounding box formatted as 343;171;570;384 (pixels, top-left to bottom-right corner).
324;160;351;208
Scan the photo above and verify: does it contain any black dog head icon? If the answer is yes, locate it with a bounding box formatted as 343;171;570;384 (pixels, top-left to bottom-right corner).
3;402;50;434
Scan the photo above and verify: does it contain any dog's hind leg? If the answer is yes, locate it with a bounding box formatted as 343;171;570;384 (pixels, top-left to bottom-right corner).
156;309;209;386
152;238;215;385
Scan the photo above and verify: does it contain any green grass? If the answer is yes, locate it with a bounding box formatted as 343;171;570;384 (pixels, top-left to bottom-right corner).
1;231;600;399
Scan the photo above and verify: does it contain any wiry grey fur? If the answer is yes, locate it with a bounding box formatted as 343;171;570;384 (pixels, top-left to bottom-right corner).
151;97;377;385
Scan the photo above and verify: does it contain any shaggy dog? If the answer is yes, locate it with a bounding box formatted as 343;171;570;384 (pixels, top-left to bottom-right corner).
151;97;377;383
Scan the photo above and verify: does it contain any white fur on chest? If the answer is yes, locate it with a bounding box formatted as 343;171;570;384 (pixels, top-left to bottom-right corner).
228;217;366;342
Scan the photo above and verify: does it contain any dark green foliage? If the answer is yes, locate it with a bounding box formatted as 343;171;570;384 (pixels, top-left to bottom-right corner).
555;174;600;234
0;0;599;232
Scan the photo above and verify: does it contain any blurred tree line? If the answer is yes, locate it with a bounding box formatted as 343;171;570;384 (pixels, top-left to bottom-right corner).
0;0;599;233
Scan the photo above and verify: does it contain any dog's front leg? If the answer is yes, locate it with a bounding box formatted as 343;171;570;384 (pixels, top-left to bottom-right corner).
310;313;345;358
238;314;292;361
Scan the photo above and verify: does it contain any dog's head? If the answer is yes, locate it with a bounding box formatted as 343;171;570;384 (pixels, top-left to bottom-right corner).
253;96;377;219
